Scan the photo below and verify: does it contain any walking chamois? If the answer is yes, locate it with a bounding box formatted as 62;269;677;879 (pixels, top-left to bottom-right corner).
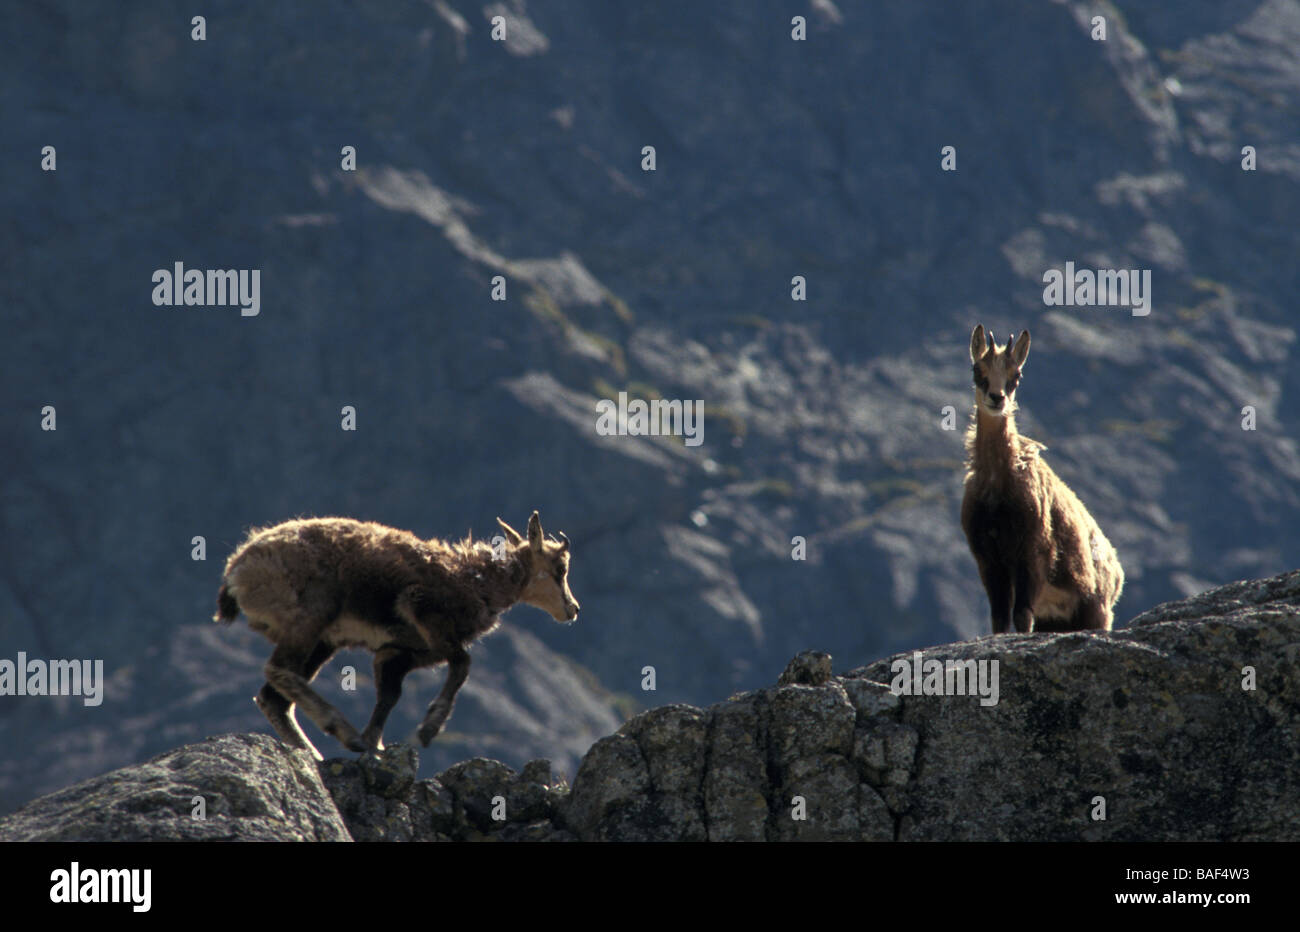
214;512;579;758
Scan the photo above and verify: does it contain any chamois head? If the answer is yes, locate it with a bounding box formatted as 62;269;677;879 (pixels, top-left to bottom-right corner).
496;511;580;623
969;324;1030;418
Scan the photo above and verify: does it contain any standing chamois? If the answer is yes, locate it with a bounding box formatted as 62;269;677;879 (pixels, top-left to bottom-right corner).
961;325;1124;633
214;511;579;759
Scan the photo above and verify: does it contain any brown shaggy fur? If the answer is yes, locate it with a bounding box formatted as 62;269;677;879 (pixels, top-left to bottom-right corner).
214;511;578;759
961;325;1124;633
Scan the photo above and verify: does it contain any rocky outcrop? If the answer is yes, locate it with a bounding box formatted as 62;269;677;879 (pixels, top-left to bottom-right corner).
4;572;1298;842
561;570;1300;841
0;733;349;841
319;749;575;841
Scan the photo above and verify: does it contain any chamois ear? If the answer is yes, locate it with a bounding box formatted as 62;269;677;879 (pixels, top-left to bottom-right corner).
527;511;544;553
1010;329;1031;367
496;517;524;546
969;325;987;363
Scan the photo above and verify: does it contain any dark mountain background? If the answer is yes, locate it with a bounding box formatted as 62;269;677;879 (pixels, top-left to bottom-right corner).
3;0;1298;815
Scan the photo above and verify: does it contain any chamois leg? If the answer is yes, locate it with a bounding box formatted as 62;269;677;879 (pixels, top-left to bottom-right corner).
359;648;417;752
264;642;367;753
1075;598;1112;632
980;565;1014;634
1012;565;1039;633
417;647;470;746
255;640;335;760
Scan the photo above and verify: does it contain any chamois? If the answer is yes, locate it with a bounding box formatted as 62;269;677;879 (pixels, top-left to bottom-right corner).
961;325;1123;633
214;511;579;759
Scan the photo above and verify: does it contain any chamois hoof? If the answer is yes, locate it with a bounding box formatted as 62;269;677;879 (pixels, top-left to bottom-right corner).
276;735;324;761
417;721;443;747
358;728;385;753
324;718;366;753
